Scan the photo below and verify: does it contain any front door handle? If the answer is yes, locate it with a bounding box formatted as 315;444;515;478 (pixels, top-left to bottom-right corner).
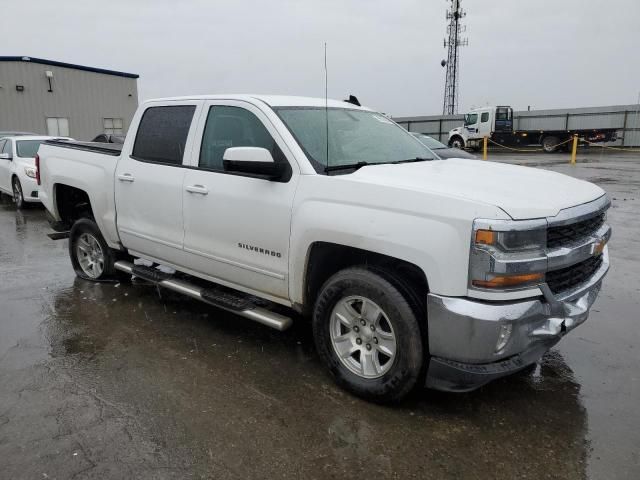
117;173;135;183
185;184;209;195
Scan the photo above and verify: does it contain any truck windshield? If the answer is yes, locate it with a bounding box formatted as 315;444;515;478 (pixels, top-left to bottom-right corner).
16;140;43;158
275;107;435;174
464;113;478;125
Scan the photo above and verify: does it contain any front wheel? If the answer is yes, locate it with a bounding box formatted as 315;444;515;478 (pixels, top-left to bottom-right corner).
69;218;117;281
312;267;425;403
450;136;465;149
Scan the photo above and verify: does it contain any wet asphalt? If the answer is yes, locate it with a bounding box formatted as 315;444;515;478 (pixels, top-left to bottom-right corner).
0;149;638;479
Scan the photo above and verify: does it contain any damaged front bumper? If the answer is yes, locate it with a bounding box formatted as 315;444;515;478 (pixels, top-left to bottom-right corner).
425;249;609;392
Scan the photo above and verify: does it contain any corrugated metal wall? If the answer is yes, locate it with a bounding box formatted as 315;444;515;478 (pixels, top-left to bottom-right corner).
394;104;640;147
0;60;138;140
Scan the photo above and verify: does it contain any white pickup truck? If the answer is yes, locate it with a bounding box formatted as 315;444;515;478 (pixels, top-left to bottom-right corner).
37;95;611;402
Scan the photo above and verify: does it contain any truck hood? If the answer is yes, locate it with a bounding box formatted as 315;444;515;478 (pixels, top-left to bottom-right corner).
351;158;605;219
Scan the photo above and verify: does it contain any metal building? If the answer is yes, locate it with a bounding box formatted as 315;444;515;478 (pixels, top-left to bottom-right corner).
0;56;138;140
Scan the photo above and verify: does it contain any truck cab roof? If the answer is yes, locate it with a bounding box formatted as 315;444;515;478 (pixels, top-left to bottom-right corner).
467;105;512;112
145;94;373;110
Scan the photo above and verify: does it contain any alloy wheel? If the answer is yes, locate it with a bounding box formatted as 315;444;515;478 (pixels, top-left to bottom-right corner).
75;233;105;279
329;295;397;379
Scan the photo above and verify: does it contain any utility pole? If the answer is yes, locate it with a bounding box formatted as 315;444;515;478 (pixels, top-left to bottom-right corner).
441;0;468;115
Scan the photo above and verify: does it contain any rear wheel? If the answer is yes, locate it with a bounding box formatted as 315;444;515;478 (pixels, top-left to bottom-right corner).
312;267;425;403
12;177;25;209
542;136;561;153
69;218;117;281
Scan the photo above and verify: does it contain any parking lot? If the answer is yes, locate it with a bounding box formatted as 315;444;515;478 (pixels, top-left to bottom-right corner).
0;150;638;479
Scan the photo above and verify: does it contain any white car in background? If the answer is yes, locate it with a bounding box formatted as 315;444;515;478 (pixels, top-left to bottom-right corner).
0;136;71;208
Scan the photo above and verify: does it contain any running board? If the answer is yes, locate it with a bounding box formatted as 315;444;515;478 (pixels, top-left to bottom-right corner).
114;260;292;331
47;231;70;240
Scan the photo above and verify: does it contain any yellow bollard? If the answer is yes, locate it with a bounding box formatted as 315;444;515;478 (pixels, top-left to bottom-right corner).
483;136;488;160
570;134;578;165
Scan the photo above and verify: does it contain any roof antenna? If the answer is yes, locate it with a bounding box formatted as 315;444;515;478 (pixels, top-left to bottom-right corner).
324;42;329;169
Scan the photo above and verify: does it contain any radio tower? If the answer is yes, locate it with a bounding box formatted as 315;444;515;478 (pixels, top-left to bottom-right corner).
442;0;468;115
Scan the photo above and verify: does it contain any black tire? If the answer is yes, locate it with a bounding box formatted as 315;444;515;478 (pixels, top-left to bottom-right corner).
312;267;425;403
69;218;117;281
12;177;25;209
542;136;560;153
449;136;465;149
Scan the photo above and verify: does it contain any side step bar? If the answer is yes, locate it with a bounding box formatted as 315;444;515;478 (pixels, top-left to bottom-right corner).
47;231;70;240
114;261;293;331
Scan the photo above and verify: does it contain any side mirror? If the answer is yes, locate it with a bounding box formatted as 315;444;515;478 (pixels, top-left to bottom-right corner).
0;153;12;161
223;147;286;180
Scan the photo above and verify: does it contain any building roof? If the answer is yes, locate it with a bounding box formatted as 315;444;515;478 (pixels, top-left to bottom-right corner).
0;56;139;79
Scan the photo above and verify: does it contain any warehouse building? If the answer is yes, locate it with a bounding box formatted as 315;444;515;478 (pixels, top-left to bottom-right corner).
0;56;138;140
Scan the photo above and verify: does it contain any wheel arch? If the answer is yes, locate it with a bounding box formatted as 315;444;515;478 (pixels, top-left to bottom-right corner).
300;242;429;318
449;134;465;148
53;183;95;228
11;173;21;190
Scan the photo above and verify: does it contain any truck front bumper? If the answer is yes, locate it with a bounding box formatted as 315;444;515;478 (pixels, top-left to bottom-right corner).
425;251;609;392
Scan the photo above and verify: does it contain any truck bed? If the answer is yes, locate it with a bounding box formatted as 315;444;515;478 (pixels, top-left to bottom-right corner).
38;139;122;248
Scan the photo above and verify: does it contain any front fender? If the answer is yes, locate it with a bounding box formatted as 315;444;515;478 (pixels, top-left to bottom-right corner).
288;177;508;304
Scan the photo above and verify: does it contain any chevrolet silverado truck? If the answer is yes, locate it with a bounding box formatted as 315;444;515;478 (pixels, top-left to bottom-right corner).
37;95;611;403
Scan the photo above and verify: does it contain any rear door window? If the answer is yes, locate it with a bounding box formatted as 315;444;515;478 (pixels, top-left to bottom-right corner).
132;105;196;165
481;112;490;123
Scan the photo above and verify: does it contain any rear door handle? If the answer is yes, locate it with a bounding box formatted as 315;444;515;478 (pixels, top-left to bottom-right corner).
185;184;209;195
117;173;135;182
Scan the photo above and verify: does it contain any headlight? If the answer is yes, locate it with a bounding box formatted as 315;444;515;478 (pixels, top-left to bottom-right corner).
24;166;37;178
475;228;546;251
470;219;547;291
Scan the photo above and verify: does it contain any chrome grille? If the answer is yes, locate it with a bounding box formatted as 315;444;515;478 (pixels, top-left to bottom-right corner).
546;255;603;294
547;213;605;249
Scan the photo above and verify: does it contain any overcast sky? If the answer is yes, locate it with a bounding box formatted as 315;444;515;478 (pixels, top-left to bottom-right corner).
4;0;639;116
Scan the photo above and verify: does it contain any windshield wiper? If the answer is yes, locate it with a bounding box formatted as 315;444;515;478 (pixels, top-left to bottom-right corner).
390;157;432;164
324;161;370;173
324;158;431;173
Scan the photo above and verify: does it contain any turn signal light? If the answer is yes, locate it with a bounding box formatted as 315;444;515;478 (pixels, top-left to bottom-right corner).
472;272;544;289
475;229;495;245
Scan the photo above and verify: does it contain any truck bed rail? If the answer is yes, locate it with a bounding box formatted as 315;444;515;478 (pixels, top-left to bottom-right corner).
43;139;123;156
